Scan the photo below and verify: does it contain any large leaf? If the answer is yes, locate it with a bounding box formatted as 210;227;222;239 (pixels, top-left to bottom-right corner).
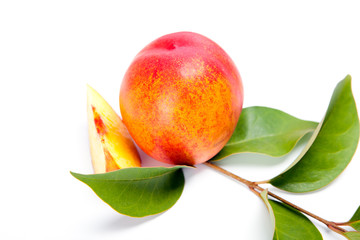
270;75;359;192
211;106;317;161
71;166;187;217
260;189;323;240
343;232;360;240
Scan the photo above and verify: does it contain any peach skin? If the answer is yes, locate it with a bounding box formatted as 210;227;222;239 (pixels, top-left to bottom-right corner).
120;32;243;165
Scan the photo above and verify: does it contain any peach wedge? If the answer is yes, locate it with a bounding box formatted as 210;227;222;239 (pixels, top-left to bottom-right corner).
87;85;141;173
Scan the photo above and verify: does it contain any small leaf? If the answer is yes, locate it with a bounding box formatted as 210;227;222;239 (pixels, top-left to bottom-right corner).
71;166;187;217
348;206;360;231
211;106;317;161
260;189;323;240
343;232;360;240
270;75;359;192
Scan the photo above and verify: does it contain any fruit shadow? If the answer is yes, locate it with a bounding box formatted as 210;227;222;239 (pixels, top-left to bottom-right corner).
136;145;201;182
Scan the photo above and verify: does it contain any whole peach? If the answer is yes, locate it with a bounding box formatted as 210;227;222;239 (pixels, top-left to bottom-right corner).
120;32;243;165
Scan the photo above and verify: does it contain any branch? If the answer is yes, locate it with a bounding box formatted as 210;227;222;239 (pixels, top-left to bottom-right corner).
203;161;346;233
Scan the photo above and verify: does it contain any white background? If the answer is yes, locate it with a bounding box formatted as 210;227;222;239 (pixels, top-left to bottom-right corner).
1;1;359;239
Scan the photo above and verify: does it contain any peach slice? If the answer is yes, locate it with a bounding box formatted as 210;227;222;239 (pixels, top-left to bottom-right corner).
87;85;141;173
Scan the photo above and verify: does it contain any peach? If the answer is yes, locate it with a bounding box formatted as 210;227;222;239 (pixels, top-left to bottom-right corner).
120;32;243;165
87;85;141;173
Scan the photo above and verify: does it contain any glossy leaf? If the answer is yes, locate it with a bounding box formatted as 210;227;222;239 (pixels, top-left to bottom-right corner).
343;232;360;240
211;106;317;161
260;190;323;240
270;75;359;192
71;166;187;217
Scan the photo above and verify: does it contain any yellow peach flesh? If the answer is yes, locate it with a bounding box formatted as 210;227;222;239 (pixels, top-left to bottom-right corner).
87;85;141;173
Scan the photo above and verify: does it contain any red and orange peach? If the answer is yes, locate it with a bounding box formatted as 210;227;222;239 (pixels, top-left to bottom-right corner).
120;32;243;165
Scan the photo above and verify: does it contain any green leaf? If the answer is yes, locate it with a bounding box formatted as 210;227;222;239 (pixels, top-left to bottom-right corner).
343;232;360;240
260;189;323;240
211;106;317;161
348;206;360;231
270;75;359;192
71;166;187;217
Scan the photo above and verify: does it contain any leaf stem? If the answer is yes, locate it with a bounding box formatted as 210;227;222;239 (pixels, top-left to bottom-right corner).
203;161;347;233
254;180;269;184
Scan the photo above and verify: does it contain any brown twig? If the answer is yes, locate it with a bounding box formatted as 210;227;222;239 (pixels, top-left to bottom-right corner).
203;161;347;233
